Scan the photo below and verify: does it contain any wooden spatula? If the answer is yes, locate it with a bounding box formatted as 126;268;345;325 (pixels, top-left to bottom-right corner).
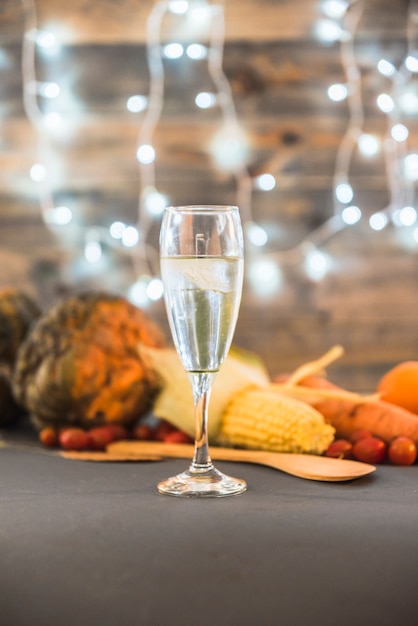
107;440;376;482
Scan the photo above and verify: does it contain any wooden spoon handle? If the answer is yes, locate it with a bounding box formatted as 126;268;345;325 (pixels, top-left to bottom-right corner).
107;440;376;481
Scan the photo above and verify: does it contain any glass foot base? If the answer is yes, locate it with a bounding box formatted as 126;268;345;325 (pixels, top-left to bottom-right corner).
157;464;247;498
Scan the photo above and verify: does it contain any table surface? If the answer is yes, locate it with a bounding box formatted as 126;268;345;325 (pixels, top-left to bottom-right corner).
1;426;418;626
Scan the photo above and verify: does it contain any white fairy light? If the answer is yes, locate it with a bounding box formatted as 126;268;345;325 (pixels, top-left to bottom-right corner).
248;259;281;296
327;83;348;101
405;54;418;72
44;205;72;226
341;205;361;224
335;182;354;203
146;278;164;301
186;44;208;60
398;205;417;226
376;93;394;113
305;249;330;281
245;222;268;247
39;81;60;98
322;0;348;19
404;153;418;180
29;163;46;182
414;227;418;243
43;111;63;129
255;173;276;191
144;190;168;215
84;240;102;263
399;90;418;114
35;30;56;49
195;91;217;108
136;144;156;164
377;58;396;77
358;133;380;157
210;126;248;171
391;123;409;142
126;95;147;113
315;19;343;43
109;221;126;239
121;225;140;247
128;275;163;306
163;43;184;59
369;212;388;231
168;0;189;14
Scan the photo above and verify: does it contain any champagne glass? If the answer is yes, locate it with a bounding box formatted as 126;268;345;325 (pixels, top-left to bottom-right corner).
158;205;246;497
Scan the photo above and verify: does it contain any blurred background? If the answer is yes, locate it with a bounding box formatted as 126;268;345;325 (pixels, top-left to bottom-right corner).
0;0;417;388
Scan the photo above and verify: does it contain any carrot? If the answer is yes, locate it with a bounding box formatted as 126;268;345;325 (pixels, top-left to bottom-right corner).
297;375;418;445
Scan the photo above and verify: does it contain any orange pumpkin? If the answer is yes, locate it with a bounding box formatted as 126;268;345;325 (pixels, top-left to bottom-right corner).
12;291;166;430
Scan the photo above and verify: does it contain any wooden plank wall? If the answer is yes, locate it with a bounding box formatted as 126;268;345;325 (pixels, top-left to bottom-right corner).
0;0;417;389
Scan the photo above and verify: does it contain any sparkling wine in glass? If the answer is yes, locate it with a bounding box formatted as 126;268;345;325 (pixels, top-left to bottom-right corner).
158;205;246;497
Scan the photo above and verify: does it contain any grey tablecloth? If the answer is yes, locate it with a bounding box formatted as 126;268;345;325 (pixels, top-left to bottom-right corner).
1;432;418;626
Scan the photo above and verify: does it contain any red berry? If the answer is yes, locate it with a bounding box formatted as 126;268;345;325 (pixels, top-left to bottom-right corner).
349;429;373;443
388;436;417;466
352;436;387;464
155;420;176;441
39;427;58;448
107;424;129;441
59;428;90;451
164;430;193;444
133;423;155;441
325;439;353;459
88;426;116;451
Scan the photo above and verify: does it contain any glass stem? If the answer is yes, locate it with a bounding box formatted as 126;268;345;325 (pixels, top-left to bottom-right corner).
189;372;216;471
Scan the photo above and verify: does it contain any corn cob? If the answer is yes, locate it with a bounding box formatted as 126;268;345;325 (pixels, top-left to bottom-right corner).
218;386;335;455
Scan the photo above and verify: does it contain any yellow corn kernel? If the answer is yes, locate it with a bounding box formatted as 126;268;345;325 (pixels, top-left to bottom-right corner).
217;386;335;455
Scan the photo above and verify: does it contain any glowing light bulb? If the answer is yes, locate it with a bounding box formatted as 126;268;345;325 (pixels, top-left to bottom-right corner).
168;0;189;14
327;83;348;102
404;153;418;180
369;212;388;231
186;44;208;60
146;278;164;301
248;259;281;296
391;124;409;142
210;127;248;171
128;278;149;306
305;250;330;281
398;206;417;226
30;163;46;182
358;133;380;157
39;82;60;98
43;112;63;129
84;240;102;263
315;20;343;43
44;206;72;226
376;93;394;113
377;59;396;77
35;30;56;49
335;183;353;203
136;144;155;164
245;222;268;247
109;221;126;239
255;173;276;191
195;92;217;109
144;191;167;216
341;205;361;225
126;95;147;113
399;91;418;114
121;226;140;247
322;0;348;18
163;43;184;59
405;54;418;73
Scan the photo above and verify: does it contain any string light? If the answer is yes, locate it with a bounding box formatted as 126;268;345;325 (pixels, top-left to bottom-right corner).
19;0;418;305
